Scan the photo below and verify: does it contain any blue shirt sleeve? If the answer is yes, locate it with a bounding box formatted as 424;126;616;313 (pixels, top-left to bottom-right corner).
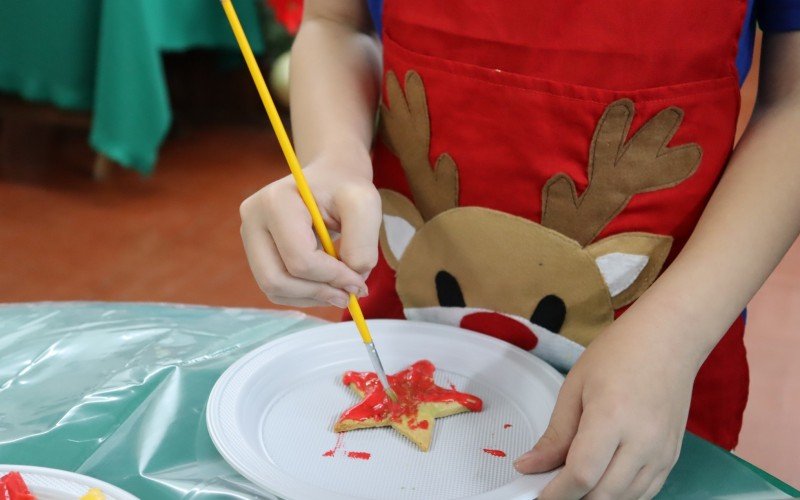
756;0;800;32
366;0;383;34
738;0;800;83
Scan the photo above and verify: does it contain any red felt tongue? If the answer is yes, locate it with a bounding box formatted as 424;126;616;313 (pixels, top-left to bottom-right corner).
459;312;538;350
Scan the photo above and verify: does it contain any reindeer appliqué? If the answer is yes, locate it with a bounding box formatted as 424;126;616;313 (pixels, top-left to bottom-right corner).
378;71;702;370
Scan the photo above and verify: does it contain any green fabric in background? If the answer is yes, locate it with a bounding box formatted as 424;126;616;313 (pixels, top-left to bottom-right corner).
0;0;266;174
0;303;797;499
0;1;102;111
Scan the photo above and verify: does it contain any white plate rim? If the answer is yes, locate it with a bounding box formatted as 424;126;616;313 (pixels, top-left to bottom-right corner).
207;319;564;500
0;464;138;499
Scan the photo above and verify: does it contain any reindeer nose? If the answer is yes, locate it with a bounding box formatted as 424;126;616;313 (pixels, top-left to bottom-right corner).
459;312;538;350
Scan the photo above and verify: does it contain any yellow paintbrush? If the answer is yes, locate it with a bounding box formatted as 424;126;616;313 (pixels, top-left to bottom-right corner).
220;0;397;400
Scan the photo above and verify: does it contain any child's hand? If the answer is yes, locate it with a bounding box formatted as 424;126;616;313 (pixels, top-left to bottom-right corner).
239;151;381;308
515;324;697;499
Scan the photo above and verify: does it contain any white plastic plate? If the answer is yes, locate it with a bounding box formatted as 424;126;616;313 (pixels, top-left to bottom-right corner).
0;465;138;500
207;320;563;500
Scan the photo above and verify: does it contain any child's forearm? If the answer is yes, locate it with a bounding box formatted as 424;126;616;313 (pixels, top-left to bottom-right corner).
290;0;381;175
619;32;800;367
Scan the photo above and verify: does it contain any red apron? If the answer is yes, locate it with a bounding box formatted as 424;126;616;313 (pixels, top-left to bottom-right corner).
354;0;749;449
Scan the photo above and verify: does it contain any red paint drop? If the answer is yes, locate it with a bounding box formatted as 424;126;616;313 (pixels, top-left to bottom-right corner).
460;312;538;350
347;451;371;460
323;433;344;457
483;448;507;457
503;423;512;429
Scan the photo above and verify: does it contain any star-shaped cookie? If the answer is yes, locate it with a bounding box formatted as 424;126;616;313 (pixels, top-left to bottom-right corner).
333;360;483;451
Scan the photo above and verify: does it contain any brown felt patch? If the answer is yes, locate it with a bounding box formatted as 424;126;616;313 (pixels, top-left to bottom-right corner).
380;70;459;221
394;206;615;347
377;95;690;352
586;232;673;308
542;99;702;246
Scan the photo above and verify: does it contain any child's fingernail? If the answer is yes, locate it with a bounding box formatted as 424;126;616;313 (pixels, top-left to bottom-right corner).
345;285;368;297
513;451;535;466
329;296;348;308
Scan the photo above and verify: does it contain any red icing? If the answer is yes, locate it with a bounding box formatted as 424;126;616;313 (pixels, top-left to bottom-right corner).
338;360;483;424
322;433;344;457
483;448;507;457
346;451;372;460
503;423;512;429
460;312;538;350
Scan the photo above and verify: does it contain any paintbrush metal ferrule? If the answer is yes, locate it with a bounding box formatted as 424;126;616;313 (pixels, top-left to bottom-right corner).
365;342;398;401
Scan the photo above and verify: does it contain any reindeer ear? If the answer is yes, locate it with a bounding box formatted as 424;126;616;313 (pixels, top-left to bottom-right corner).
379;189;425;269
586;233;673;308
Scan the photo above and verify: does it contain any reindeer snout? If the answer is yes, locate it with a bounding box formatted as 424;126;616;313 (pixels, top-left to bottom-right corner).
459;312;538;350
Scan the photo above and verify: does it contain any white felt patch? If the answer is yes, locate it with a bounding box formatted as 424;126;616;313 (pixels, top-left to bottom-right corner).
404;306;585;371
595;252;649;297
530;324;585;372
383;214;417;261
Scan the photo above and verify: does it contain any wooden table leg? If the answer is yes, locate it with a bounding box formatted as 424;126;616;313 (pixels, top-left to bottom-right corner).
92;153;113;181
0;118;10;173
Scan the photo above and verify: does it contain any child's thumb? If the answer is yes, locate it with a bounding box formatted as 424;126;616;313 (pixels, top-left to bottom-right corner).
514;378;582;474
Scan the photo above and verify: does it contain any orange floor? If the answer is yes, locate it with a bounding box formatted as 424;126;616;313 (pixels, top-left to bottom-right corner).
1;72;798;487
0;124;339;320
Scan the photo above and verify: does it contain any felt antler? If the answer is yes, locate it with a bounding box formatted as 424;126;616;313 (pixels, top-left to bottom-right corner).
380;70;459;221
542;99;702;246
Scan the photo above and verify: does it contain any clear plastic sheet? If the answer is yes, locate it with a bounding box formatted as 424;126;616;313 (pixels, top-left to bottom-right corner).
0;302;321;499
0;302;796;499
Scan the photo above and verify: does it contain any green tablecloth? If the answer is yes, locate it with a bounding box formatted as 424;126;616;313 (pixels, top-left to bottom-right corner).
0;302;796;499
0;0;264;174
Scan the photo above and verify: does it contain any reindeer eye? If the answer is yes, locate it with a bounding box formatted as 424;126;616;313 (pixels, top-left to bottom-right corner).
530;295;566;333
435;271;465;307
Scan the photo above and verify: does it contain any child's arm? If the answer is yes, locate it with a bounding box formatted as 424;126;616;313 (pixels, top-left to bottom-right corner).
517;31;800;499
240;0;382;308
